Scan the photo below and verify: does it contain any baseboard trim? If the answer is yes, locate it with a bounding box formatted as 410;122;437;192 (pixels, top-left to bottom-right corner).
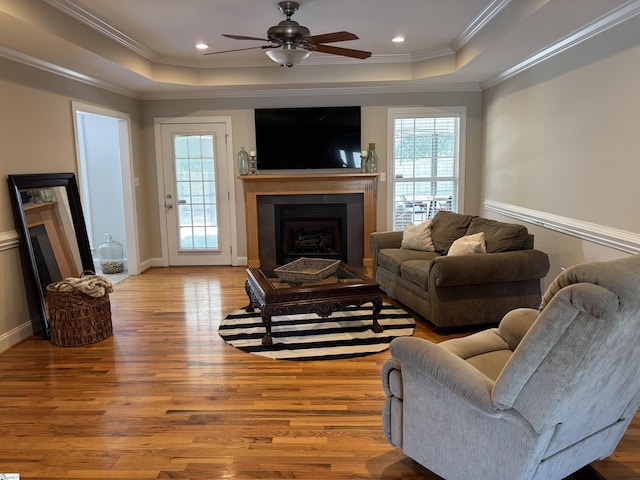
484;200;640;255
139;257;164;272
0;321;36;354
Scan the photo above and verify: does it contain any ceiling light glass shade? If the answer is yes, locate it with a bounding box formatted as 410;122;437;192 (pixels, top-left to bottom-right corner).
266;45;311;67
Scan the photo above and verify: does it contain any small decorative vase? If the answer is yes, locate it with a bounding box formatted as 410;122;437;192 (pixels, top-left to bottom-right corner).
365;143;380;173
237;147;250;176
99;233;124;274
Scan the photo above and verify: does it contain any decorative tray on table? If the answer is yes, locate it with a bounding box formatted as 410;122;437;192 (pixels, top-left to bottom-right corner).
273;257;341;283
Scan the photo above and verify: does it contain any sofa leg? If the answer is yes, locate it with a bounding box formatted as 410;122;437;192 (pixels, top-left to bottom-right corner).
434;325;453;335
566;464;606;480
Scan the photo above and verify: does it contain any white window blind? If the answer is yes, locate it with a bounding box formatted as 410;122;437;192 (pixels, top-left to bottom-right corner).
389;108;464;231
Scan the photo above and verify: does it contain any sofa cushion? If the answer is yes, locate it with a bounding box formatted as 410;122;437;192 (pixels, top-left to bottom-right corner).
378;248;439;276
448;232;487;256
430;210;476;253
401;219;434;251
466;217;529;253
400;260;431;290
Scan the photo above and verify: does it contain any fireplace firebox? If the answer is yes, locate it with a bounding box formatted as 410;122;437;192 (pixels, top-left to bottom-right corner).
275;203;348;265
256;192;364;268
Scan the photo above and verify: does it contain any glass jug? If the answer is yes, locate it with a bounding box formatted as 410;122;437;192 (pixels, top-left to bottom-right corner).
99;233;124;274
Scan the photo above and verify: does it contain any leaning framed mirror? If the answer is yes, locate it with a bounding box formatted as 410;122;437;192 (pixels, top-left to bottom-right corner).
7;173;93;337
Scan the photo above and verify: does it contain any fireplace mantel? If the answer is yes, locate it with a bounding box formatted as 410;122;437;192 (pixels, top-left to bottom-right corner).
240;173;378;268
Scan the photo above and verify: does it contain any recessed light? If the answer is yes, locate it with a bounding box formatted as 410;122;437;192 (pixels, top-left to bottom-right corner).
392;36;405;43
195;43;209;50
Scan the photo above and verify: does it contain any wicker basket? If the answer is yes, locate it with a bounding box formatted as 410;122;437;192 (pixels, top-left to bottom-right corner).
46;275;113;347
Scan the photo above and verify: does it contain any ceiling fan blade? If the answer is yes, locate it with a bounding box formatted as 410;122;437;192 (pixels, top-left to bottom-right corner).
222;34;271;42
204;45;274;55
305;31;359;44
313;44;371;59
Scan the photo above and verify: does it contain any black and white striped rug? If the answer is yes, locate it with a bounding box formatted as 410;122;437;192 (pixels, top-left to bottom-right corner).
218;303;416;361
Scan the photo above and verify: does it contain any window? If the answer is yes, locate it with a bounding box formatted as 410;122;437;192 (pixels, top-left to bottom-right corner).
388;107;465;231
174;134;219;250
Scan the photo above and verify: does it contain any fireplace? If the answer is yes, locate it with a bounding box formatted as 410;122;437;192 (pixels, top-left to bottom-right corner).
240;173;379;268
256;193;363;268
275;203;348;265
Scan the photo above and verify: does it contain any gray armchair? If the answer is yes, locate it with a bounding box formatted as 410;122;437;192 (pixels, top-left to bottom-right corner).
382;255;640;479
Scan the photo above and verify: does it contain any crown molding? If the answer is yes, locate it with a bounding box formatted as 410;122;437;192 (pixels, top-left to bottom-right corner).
451;0;513;52
138;82;482;100
0;45;138;98
0;40;480;100
42;0;156;60
0;41;480;100
484;200;640;255
411;46;456;63
482;0;640;89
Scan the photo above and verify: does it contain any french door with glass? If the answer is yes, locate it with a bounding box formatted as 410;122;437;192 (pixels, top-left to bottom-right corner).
159;122;232;265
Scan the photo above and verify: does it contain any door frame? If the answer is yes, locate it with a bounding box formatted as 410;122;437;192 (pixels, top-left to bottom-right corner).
71;101;140;275
153;116;238;267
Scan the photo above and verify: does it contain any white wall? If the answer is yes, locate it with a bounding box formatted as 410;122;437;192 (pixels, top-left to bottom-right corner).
77;112;127;259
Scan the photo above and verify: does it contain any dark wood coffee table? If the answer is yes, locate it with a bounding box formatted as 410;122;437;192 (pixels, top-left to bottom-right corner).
245;262;383;346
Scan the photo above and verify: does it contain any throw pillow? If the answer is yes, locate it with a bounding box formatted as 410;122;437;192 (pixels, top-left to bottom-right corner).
447;232;487;256
401;220;434;251
466;217;529;253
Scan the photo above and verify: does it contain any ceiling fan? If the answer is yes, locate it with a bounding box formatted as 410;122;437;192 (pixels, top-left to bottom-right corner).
205;1;372;67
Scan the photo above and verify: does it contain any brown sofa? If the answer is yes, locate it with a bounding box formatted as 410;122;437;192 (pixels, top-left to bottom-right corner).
370;210;550;333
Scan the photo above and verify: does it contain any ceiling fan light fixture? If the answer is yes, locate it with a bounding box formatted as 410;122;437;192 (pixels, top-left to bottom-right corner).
266;44;311;67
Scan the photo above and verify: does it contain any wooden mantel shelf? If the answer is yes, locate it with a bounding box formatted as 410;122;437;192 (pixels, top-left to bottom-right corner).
240;173;379;268
239;172;378;181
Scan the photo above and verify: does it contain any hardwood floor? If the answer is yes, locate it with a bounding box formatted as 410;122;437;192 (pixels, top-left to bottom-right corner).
0;266;638;479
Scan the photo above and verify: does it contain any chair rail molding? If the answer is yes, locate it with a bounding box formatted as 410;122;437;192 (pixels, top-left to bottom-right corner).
0;230;20;252
484;200;640;255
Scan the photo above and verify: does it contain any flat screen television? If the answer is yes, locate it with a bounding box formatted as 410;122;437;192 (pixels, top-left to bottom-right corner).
254;106;361;170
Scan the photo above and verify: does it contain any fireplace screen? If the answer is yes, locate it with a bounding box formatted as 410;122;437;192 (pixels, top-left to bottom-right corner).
275;203;348;265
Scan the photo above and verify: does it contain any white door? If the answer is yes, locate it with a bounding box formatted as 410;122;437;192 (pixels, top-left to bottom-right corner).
159;123;232;265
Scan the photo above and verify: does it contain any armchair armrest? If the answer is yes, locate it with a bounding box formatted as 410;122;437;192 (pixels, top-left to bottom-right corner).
429;249;550;287
390;337;497;412
498;308;539;350
370;231;403;277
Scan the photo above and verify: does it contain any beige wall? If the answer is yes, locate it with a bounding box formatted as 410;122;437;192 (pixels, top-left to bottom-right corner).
141;91;484;260
482;16;640;282
0;57;145;350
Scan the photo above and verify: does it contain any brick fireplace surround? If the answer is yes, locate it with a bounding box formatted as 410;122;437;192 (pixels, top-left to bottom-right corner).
240;173;379;268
